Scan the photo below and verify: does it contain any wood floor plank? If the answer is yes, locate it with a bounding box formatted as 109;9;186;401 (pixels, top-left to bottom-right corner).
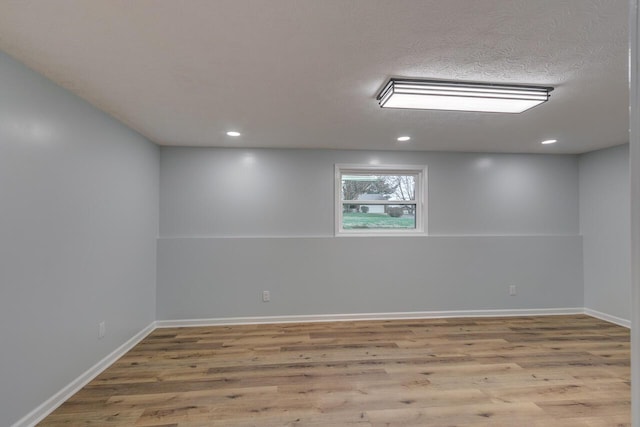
38;315;630;426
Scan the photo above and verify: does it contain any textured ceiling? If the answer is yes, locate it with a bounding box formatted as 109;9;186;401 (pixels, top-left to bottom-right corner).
0;0;629;153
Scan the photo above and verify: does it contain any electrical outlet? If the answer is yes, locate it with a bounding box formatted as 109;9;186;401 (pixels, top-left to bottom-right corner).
509;285;517;296
98;321;106;339
262;290;270;302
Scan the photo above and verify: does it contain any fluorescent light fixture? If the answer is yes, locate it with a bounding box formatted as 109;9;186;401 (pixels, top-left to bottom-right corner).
377;79;553;113
226;131;241;136
397;136;411;142
541;139;557;145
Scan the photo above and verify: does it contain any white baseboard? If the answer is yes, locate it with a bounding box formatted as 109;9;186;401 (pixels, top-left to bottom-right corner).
583;308;630;328
155;307;585;328
11;322;156;427
14;306;628;426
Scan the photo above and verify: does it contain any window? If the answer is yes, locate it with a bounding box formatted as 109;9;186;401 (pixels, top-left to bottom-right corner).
335;164;427;235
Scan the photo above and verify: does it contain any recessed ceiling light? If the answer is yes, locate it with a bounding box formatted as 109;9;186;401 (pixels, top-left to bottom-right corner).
541;139;557;145
397;136;411;142
378;79;554;113
226;131;241;137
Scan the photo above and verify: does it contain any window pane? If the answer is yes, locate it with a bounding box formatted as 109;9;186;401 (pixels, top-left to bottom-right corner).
342;204;416;230
342;174;416;202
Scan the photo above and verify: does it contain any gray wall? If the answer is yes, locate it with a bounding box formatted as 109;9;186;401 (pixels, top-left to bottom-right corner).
579;144;631;321
160;148;579;237
158;235;582;319
0;52;159;426
158;147;583;320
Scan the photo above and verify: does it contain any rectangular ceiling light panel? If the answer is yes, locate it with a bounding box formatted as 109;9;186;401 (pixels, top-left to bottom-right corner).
377;79;553;113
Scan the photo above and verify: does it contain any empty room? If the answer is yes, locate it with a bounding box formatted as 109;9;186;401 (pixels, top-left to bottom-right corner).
2;1;640;426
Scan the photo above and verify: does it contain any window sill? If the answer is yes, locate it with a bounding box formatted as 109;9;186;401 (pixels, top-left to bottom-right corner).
335;231;428;237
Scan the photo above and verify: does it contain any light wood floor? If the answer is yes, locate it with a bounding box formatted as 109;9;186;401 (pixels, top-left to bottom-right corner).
39;315;630;426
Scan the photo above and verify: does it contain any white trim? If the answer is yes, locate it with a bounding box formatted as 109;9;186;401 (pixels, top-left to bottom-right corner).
335;163;428;236
341;200;417;205
336;163;429;172
631;4;640;427
334;232;429;238
156;308;584;328
11;322;156;427
584;308;631;328
631;2;640;425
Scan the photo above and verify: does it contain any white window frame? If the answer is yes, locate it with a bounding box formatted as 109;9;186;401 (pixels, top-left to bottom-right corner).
335;164;428;236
